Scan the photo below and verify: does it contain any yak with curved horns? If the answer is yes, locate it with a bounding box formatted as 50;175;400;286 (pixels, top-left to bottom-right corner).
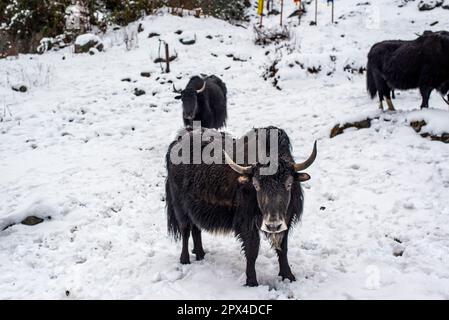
173;75;227;129
165;127;317;286
367;30;449;110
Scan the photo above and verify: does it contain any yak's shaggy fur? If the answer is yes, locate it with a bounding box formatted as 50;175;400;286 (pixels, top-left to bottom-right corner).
165;127;311;286
367;31;449;110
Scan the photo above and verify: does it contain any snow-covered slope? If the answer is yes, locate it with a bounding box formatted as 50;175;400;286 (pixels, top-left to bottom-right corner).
1;1;449;299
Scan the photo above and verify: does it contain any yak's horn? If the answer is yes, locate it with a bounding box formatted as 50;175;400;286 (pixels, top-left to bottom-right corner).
442;94;449;106
173;83;182;93
224;151;252;175
197;81;206;93
293;141;317;172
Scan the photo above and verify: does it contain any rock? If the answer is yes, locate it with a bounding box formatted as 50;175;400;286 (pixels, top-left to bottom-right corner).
74;34;103;54
140;72;151;78
134;88;146;96
418;0;443;11
179;32;196;45
174;30;183;35
330;118;375;138
148;32;160;38
12;85;27;93
121;78;132;82
89;47;99;55
443;0;449;8
21;216;44;226
410;120;449;143
179;38;196;45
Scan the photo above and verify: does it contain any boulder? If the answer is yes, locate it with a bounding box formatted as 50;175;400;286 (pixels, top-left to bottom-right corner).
134;88;146;96
74;34;103;54
330;118;376;138
21;216;44;226
418;0;443;11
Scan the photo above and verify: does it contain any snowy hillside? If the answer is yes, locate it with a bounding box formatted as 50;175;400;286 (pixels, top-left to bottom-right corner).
1;0;449;299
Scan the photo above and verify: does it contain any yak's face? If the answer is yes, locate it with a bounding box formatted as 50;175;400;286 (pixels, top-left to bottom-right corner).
175;89;198;120
224;139;317;239
252;165;310;234
252;167;294;234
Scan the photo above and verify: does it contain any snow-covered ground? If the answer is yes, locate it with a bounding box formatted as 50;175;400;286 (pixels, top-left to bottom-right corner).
1;0;449;299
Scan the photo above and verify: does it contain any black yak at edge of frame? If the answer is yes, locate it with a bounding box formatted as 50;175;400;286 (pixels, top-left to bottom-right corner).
367;30;449;111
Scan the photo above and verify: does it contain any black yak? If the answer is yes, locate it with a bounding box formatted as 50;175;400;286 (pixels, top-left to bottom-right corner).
174;75;227;129
367;31;449;110
165;127;317;286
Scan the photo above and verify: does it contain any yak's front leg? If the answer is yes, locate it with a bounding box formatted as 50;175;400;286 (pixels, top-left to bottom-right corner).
241;231;260;287
191;225;205;260
276;232;296;282
419;86;433;109
180;224;191;264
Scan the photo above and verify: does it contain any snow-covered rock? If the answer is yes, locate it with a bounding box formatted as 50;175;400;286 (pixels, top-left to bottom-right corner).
418;0;443;11
407;109;449;136
74;34;103;53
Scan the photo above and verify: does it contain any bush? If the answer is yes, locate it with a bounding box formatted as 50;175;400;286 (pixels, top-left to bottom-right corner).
0;0;250;53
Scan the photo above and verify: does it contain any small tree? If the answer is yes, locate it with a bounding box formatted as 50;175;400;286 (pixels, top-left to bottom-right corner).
65;0;90;35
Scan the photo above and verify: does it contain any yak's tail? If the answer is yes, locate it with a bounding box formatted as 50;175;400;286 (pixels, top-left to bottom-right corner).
166;178;181;241
366;61;377;99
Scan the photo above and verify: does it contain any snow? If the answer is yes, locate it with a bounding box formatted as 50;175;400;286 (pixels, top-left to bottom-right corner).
407;109;449;135
74;33;101;46
1;1;449;299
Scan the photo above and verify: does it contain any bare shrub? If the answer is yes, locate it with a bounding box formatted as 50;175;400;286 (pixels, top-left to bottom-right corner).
253;25;291;46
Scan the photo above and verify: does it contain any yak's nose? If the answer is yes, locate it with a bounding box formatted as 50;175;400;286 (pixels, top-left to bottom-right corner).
265;223;283;232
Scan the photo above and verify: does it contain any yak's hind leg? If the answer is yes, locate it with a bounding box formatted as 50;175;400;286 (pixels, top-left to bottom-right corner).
375;75;395;111
180;224;191;264
380;83;395;111
240;231;260;287
385;95;395;111
419;86;432;109
276;232;295;282
191;225;205;260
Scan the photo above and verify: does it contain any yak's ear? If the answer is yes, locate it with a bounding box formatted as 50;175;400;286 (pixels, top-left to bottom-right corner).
295;172;311;182
174;95;182;100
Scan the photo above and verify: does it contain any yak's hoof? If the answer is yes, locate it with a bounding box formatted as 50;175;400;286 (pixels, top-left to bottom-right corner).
180;255;190;265
246;279;259;287
195;252;205;261
279;271;296;282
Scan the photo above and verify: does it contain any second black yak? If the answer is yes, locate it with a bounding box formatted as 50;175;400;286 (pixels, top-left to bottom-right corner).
174;75;227;129
367;31;449;110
